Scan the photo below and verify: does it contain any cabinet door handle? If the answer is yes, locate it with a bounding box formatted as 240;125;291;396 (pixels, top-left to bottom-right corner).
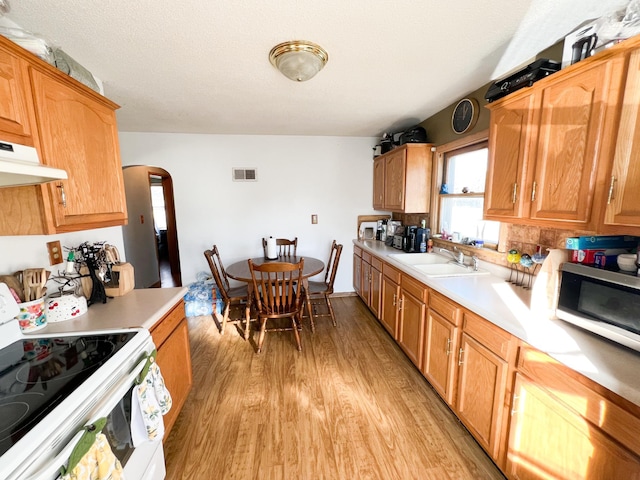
531;181;537;202
607;175;616;204
392;293;396;306
511;394;520;416
445;338;451;356
457;347;464;366
57;183;67;208
511;183;517;204
398;298;403;311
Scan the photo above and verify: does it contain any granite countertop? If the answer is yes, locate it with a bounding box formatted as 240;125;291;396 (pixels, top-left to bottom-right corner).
33;287;187;335
354;239;640;407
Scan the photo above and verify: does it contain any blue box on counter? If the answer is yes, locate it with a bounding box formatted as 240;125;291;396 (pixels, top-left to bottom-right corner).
184;280;222;317
565;235;640;250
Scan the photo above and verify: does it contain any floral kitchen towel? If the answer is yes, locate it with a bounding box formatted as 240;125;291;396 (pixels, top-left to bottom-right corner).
131;354;172;446
59;430;124;480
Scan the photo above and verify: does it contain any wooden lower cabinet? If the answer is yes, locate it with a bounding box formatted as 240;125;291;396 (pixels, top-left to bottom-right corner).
358;251;382;317
353;248;362;297
456;333;509;462
397;275;427;369
380;264;401;338
422;310;459;405
352;246;640;479
149;299;193;440
507;373;640;480
422;290;462;406
370;257;383;319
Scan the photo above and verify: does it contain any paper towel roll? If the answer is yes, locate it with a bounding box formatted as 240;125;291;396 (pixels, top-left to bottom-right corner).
266;237;278;260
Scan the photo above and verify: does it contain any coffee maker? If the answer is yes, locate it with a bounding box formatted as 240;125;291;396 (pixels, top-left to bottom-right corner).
403;226;418;252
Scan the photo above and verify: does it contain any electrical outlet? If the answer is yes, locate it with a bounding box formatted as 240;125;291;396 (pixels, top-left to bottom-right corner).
311;214;318;224
46;240;63;265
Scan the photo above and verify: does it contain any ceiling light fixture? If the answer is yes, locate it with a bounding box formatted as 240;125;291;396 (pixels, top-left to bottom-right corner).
269;40;328;82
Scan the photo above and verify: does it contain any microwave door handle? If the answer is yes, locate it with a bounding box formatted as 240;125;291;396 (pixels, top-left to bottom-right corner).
23;357;148;480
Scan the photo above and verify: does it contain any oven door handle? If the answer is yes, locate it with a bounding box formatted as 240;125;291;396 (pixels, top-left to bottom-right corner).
23;356;149;480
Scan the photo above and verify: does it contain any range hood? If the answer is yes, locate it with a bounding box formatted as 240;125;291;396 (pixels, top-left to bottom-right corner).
0;140;68;187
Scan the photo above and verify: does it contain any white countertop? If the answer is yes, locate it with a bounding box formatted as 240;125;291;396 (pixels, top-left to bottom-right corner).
355;239;640;407
33;287;187;334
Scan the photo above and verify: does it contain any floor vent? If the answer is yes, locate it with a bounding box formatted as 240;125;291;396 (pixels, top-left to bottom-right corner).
232;168;258;182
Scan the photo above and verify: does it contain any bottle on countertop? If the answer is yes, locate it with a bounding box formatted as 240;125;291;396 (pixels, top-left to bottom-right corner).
380;220;387;242
65;251;75;274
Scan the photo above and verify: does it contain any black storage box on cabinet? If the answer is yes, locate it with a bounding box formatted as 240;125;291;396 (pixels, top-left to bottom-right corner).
485;58;561;103
399;126;427;145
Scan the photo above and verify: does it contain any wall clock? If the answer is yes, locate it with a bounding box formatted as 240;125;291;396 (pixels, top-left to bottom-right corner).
451;98;479;134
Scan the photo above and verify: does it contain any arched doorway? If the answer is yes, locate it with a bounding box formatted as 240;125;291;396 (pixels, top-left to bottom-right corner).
122;166;182;288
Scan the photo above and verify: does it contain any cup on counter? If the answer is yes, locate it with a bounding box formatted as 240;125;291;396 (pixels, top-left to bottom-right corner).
16;297;47;333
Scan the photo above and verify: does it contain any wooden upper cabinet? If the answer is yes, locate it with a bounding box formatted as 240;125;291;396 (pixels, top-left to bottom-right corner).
373;156;385;210
0;46;37;145
373;143;432;213
0;35;127;235
31;69;127;231
529;59;624;226
484;41;626;229
601;48;640;232
485;93;539;220
384;149;406;211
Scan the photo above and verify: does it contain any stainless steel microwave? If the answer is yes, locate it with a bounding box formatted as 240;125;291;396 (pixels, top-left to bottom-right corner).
557;262;640;353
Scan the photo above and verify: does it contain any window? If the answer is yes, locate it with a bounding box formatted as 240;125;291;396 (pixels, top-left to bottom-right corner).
438;141;500;244
150;184;167;231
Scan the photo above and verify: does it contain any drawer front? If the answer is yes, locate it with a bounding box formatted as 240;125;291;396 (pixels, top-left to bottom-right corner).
383;263;402;283
463;310;512;360
371;255;383;271
401;275;428;303
518;345;640;458
151;300;186;348
429;290;461;326
354;245;362;258
362;251;372;264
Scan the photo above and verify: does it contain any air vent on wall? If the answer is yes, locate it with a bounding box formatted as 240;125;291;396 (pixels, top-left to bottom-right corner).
232;168;258;182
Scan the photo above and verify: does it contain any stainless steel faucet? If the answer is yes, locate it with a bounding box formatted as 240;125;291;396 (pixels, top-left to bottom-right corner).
439;247;465;266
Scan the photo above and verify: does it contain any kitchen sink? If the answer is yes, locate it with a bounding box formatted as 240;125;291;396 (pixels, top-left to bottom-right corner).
388;253;450;265
412;263;489;277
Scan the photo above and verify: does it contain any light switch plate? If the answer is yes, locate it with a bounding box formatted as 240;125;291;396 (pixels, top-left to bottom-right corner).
47;240;63;265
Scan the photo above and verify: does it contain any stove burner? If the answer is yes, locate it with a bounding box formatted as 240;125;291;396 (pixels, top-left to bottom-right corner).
0;402;30;436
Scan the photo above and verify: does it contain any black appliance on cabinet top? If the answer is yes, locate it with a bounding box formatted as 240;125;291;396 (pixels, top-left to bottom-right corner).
403;226;418;252
485;58;561;103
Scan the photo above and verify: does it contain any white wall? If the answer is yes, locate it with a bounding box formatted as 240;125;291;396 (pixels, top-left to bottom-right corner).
118;133;377;293
0;227;125;278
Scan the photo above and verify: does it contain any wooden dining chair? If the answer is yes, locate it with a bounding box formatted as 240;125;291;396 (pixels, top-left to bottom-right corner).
304;240;343;328
204;246;251;338
248;258;305;353
262;237;298;257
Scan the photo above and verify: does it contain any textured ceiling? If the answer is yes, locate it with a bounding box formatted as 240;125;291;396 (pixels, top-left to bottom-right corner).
4;0;628;137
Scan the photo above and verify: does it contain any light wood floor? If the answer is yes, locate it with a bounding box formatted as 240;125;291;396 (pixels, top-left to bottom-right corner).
163;296;506;480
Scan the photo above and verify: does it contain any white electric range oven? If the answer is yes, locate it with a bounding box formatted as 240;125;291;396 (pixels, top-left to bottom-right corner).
0;318;165;480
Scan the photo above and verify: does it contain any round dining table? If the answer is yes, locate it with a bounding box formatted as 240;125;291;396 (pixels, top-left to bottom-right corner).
226;255;325;332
